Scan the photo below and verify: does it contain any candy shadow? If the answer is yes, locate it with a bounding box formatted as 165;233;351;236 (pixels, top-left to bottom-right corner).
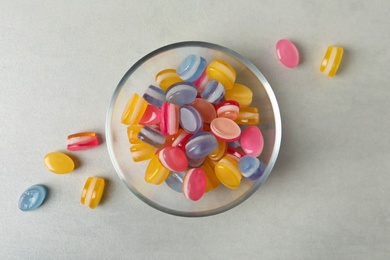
95;133;105;146
292;40;305;66
99;178;111;206
335;47;350;76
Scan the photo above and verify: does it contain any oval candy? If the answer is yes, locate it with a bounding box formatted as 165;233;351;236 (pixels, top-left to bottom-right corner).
143;85;166;108
177;54;207;82
276;39;300;68
210;117;241;142
215;156;242;189
145;154;170;185
238;155;266;180
158;146;188;172
185;132;218;159
18;184;47;211
44;152;75;174
241;126;264;157
166;82;197;107
224;84;252;108
191;98;216;124
80;177;105;209
165;171;186;193
182;168;207;201
200;79;225;104
179;105;203;134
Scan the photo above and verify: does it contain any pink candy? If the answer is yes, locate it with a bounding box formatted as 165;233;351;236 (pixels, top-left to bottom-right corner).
182;168;207;201
139;105;161;126
276;39;299;68
160;102;179;136
159;146;188;172
240;126;264;157
210;117;241;142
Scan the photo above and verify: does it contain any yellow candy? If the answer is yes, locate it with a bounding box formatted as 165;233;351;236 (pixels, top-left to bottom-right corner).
234;107;260;125
201;158;220;192
215;156;242;189
44;152;74;174
130;143;155;162
155;69;183;91
144;154;170;185
206;58;236;90
320;46;344;77
80;177;105;209
127;125;143;144
208;139;228;162
121;93;148;125
224;83;253;107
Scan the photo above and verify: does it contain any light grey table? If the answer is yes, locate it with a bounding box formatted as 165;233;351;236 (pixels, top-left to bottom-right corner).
1;1;389;259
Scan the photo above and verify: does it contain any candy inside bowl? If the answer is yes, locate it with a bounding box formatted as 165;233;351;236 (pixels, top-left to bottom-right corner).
106;41;281;217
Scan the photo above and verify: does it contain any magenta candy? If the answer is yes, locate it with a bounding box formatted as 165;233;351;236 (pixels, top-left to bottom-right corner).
160;102;179;136
240;126;264;157
210;117;241;142
226;147;246;162
182;168;207;201
139;104;161;126
276;39;299;68
158;147;188;172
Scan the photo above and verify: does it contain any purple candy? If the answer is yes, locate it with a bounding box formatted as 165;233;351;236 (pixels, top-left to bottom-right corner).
137;126;166;148
238;155;266;180
200;79;225;104
143;85;166;108
185;132;218;159
166;82;197;107
180;105;203;134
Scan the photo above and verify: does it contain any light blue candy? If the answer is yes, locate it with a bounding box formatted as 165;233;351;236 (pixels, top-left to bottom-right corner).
143;85;165;108
179;105;203;134
200;79;225;104
238;155;266;180
18;184;47;211
177;55;207;82
165;171;186;193
185;132;218;159
166;82;197;107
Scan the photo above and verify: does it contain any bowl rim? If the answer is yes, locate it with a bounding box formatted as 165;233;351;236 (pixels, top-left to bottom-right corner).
106;41;282;217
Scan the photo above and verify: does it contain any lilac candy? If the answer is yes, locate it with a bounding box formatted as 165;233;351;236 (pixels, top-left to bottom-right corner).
180;105;203;134
143;85;166;108
177;55;207;82
200;79;225;104
238;155;266;180
185;132;218;159
165;171;186;193
166;82;197;107
137;126;166;148
188;156;205;168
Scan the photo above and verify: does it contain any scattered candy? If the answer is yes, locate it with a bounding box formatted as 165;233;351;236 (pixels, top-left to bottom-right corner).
210;117;241;142
182;168;207;201
177;54;207;82
224;84;253;108
130;142;155;162
179;105;203;134
143;85;166;108
241;126;264;157
215;156;242;189
44;152;75;174
18;184;47;211
206;58;236;90
80;177;105;209
276;39;300;68
238;155;266;180
320;46;344;77
67;132;99;151
121;93;148;125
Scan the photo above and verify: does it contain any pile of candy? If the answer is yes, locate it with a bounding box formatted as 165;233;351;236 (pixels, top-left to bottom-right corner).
121;55;266;201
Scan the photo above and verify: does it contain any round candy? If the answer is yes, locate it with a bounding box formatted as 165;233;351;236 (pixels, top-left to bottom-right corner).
143;85;166;108
18;184;47;211
200;80;225;104
121;93;148;125
185;132;218;159
224;84;252;108
177;54;207;82
80;177;105;209
191;98;216;123
160;102;180;136
320;46;344;77
206;58;236;90
166;82;197;107
145;154;170;185
276;39;300;68
44;152;75;174
139;105;161;126
137;126;166;148
182;168;207;201
215;100;239;120
165;171;186;193
155;69;183;91
215;156;242;189
179;105;203;134
158;146;188;172
241;126;264;157
238;155;266;180
210;117;241;142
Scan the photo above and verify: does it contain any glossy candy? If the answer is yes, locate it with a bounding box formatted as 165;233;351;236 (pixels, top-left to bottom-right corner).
67;132;99;151
179;105;203;134
226;147;246;162
201;158;220;192
130;142;155;162
165;129;193;151
215;100;239;120
238;155;266;180
185;132;218;159
215;156;242;189
18;184;47;211
188;156;205;168
191;98;216;123
177;54;207;82
206;58;236;90
182;168;207;201
241;126;264;157
155;69;183;91
166;82;197;107
80;177;105;209
143;85;166;108
121;93;148;125
137;126;166;148
44;152;74;174
320;46;344;77
276;39;300;68
145;154;170;185
208;139;228;162
224;84;252;108
139;105;161;126
165;171;186;193
193;70;209;92
210;117;241;142
158;147;188;172
200;80;225;104
127;125;143;144
160;102;180;136
234;107;260;125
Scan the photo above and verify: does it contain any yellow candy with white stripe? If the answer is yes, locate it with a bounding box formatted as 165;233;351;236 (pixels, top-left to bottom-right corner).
81;177;105;209
320;46;344;77
215;156;242;189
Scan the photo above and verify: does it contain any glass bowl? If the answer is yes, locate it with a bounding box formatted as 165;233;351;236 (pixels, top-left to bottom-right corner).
106;41;282;217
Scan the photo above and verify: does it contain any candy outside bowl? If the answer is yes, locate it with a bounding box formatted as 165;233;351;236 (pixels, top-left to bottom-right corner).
106;41;282;217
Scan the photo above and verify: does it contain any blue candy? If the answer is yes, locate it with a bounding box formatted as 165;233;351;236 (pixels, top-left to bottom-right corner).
180;105;203;134
165;82;197;107
165;171;186;193
200;79;225;104
238;155;266;180
185;132;218;159
143;85;166;108
18;184;47;211
177;55;207;82
137;126;166;148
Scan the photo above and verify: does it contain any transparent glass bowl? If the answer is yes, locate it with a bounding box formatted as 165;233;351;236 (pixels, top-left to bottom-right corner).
106;41;282;217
